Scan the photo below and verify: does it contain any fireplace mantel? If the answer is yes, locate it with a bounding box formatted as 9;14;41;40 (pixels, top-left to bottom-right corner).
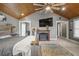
37;29;50;33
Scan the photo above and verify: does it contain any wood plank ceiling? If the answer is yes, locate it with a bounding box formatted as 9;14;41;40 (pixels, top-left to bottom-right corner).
54;3;79;19
0;3;79;20
0;3;41;19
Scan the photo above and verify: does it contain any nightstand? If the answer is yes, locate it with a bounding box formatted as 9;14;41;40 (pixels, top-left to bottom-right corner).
31;40;41;56
31;40;39;45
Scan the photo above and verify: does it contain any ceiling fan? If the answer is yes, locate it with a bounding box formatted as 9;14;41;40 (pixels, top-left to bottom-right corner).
33;3;66;13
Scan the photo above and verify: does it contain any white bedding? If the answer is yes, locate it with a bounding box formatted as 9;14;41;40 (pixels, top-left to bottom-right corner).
13;36;35;56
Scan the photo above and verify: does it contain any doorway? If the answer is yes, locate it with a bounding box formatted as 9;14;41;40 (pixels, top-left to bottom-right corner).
57;22;62;38
62;22;67;38
57;21;68;38
20;21;31;36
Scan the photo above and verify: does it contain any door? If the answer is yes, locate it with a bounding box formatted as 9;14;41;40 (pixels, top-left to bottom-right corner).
25;22;30;36
21;23;26;36
57;23;62;38
62;23;67;38
21;22;31;36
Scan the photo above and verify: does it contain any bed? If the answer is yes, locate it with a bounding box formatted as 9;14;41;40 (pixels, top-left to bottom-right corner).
0;31;11;39
13;36;35;56
0;24;13;39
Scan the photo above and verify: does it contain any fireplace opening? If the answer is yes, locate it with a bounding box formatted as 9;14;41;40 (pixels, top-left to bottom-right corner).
39;33;49;41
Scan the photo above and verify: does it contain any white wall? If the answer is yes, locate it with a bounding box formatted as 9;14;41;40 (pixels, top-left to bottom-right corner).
19;10;68;40
0;12;19;34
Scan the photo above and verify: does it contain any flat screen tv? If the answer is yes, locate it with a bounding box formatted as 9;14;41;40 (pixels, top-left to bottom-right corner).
39;18;53;27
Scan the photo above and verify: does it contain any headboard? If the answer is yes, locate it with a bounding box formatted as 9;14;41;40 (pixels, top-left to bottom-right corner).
0;24;11;32
0;24;15;35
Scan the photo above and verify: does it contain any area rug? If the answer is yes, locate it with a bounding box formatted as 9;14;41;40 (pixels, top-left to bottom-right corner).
40;44;73;56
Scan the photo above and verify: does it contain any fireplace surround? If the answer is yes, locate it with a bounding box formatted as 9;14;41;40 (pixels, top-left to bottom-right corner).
37;30;50;41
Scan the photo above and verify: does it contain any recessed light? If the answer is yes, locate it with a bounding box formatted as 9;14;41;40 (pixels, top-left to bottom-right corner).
62;7;66;11
21;13;24;16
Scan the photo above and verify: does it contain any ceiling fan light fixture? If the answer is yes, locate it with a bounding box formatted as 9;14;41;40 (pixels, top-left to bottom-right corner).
21;13;24;16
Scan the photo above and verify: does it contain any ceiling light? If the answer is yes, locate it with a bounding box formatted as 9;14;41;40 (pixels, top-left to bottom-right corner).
21;13;24;16
62;7;66;11
46;6;51;10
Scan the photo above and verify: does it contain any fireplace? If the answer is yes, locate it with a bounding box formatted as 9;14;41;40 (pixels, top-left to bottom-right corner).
37;29;50;41
39;33;49;41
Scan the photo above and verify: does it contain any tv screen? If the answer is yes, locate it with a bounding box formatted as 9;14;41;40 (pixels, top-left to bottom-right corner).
39;18;53;27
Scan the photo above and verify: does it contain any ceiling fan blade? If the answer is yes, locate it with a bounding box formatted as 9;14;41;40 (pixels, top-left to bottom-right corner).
35;8;43;10
33;3;45;6
52;3;66;6
51;7;60;10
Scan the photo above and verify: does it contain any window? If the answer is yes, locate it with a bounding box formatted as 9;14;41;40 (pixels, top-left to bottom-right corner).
73;20;79;38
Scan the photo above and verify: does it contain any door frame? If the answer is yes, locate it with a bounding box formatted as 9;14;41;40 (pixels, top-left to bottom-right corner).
56;21;69;39
57;22;62;38
19;21;31;36
56;21;62;38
